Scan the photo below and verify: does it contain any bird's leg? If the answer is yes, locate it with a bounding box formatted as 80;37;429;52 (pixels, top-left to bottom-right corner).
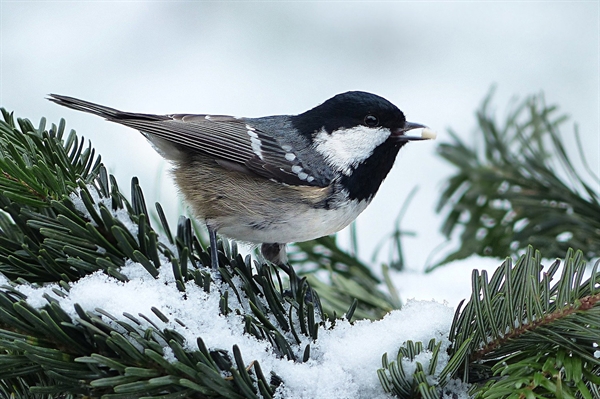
263;244;292;275
207;225;219;270
260;243;289;270
261;243;318;310
260;243;300;290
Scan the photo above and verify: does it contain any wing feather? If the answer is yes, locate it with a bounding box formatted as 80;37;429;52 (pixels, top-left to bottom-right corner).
118;115;327;187
47;94;330;187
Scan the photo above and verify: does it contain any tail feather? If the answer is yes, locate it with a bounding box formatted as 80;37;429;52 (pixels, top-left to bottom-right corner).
47;94;168;122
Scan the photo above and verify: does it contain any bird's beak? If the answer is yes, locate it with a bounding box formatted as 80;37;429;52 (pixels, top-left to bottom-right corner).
392;122;436;141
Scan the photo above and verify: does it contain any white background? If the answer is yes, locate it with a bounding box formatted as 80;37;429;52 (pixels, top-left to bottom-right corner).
2;1;598;306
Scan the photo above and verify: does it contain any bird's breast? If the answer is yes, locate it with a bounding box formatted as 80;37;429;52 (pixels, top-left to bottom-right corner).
214;196;370;244
173;155;371;244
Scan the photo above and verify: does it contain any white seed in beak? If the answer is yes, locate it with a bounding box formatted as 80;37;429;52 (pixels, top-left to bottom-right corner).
420;128;437;140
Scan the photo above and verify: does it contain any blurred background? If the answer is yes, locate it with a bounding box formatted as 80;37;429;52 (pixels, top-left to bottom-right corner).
2;1;598;305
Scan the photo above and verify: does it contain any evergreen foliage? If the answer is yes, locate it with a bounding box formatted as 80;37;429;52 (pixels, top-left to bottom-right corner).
451;247;600;398
0;91;597;399
435;89;600;267
375;247;599;398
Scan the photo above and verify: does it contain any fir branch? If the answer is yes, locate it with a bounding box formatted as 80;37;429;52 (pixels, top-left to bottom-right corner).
435;89;600;267
0;109;101;205
377;248;600;398
448;247;600;397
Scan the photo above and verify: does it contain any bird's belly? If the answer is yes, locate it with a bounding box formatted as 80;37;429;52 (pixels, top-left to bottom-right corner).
214;199;369;244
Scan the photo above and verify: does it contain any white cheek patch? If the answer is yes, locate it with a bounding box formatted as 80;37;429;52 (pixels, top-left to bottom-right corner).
313;126;391;175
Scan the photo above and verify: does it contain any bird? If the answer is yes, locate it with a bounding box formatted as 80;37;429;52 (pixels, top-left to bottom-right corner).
48;91;435;270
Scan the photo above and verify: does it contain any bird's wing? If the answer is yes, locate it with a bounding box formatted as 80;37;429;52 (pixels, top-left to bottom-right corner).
125;114;259;165
125;114;329;187
47;94;329;187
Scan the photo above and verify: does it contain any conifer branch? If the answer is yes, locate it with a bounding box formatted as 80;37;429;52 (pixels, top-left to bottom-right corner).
435;89;600;267
449;247;600;397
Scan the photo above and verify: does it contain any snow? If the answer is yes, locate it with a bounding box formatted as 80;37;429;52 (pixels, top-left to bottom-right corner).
390;256;504;308
4;260;465;398
443;379;472;399
274;300;454;399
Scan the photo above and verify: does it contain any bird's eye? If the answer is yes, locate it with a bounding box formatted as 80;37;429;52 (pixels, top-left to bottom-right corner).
364;114;379;127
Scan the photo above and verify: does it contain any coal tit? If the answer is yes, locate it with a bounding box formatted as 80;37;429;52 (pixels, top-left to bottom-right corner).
49;92;435;269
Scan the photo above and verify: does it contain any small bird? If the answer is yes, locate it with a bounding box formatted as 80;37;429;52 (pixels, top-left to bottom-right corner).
49;92;435;269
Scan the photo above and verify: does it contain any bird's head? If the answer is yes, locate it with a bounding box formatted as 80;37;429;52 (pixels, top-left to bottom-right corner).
291;91;432;182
